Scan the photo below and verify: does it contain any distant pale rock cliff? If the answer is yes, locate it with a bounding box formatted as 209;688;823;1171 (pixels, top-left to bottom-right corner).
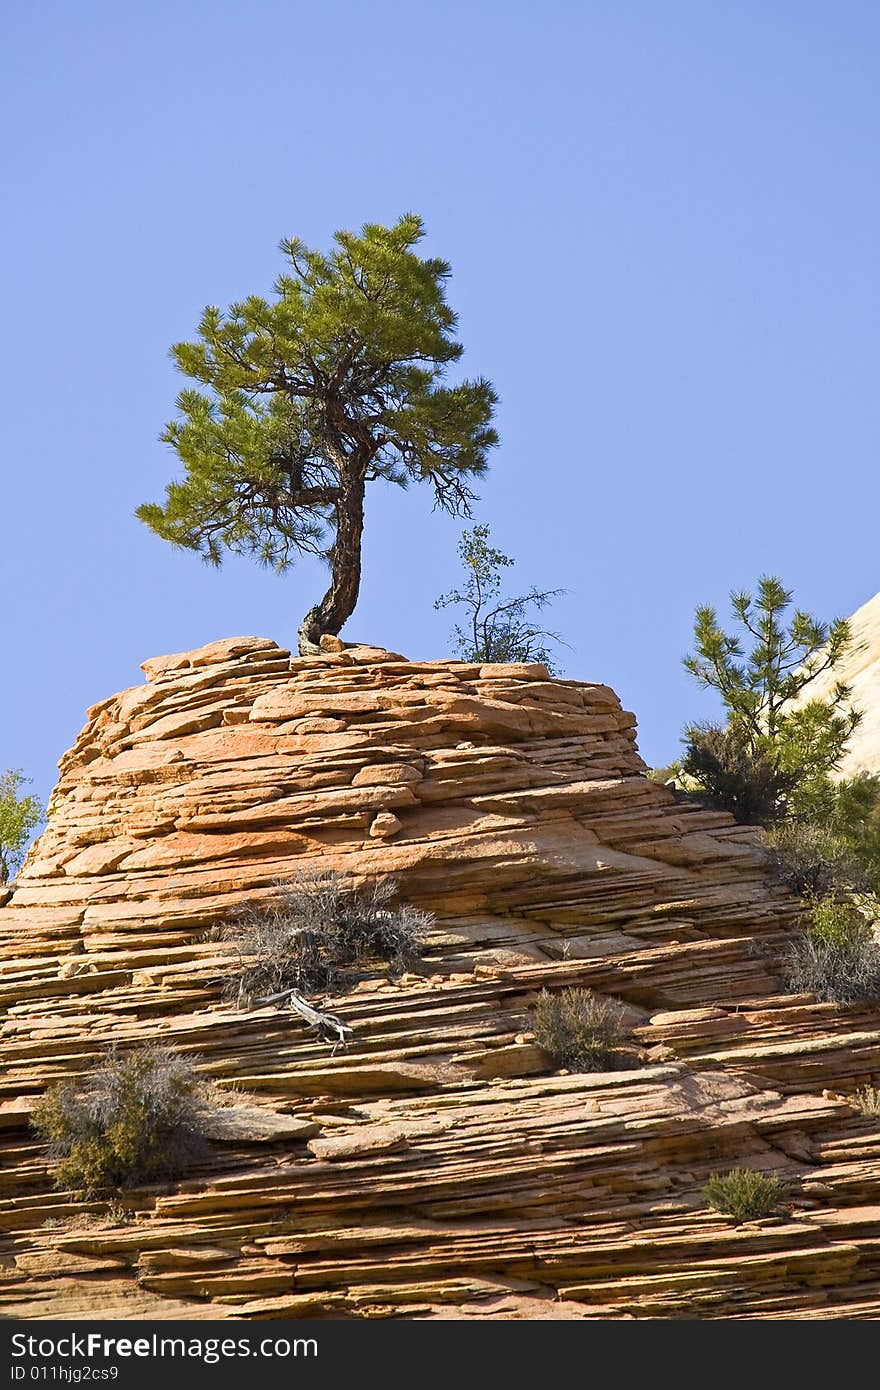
807;591;880;778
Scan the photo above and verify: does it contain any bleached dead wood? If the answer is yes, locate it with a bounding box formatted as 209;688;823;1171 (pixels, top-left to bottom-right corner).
250;985;353;1048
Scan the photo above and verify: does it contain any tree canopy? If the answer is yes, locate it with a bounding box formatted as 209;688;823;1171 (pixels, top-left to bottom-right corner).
138;215;498;652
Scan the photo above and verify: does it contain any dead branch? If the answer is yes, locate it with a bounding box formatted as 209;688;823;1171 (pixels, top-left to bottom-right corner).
249;984;353;1048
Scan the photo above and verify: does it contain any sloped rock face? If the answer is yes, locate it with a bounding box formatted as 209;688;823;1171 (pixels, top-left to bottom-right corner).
2;639;879;1320
803;590;880;779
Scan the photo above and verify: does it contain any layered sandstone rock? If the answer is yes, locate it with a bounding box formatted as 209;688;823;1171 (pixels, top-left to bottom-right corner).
1;639;879;1320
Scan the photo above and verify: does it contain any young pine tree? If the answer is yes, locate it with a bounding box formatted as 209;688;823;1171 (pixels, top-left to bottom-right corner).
138;216;499;653
681;577;860;824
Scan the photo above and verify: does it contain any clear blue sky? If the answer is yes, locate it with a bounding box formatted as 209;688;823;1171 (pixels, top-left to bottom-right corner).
2;1;878;812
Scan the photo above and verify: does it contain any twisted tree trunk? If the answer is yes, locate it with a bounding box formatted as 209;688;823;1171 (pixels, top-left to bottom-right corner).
298;448;367;655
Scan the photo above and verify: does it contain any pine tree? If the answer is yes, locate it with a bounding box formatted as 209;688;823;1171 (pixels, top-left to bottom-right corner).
684;576;858;749
681;576;861;822
138;215;499;653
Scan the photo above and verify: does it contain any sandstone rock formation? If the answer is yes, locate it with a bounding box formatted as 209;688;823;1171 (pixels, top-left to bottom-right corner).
804;589;880;779
1;638;879;1319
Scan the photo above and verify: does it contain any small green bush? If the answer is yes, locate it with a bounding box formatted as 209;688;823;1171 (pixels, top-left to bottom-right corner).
704;1168;789;1223
223;871;432;1005
31;1045;214;1195
783;898;880;1005
0;768;44;883
531;987;628;1072
789;774;880;895
851;1086;880;1118
766;821;872;900
810;898;870;951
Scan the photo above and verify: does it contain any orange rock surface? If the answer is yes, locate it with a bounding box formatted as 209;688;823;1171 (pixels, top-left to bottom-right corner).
1;638;878;1319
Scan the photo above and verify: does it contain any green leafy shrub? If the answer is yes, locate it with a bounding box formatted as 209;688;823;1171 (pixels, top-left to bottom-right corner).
31;1045;214;1195
801;775;880;894
531;987;629;1072
0;769;44;883
223;871;432;1005
767;774;880;904
680;722;796;825
704;1168;789;1223
850;1086;880;1118
766;820;872;899
826;777;880;892
783;899;880;1005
